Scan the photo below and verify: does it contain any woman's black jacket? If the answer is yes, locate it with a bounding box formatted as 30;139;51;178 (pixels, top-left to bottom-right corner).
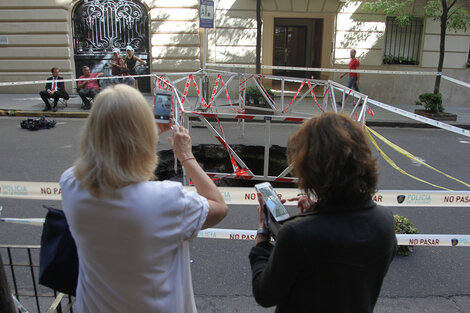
249;200;397;313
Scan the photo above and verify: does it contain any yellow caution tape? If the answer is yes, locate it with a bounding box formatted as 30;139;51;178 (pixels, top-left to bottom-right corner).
365;127;452;190
366;127;470;189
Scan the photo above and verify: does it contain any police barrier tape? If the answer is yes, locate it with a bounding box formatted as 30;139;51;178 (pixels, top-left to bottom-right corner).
0;217;468;247
366;97;470;138
197;230;470;247
1;181;470;207
206;63;441;76
2;68;468;93
0;67;439;88
0;74;155;87
207;63;470;91
442;75;470;89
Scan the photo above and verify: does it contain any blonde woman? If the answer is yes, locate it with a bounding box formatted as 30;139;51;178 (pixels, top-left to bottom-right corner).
60;84;228;313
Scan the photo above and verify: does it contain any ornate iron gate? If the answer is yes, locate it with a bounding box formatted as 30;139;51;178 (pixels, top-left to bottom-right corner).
72;0;150;91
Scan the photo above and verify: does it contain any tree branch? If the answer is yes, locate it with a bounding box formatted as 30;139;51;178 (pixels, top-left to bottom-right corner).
447;0;457;11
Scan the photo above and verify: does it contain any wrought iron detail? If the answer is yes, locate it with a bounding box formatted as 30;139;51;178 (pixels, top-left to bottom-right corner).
72;0;148;54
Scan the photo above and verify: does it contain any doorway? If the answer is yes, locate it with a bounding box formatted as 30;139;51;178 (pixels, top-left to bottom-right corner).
72;0;150;92
273;18;323;79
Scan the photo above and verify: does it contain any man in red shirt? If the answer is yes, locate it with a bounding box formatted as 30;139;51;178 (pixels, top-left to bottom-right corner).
340;49;360;92
77;66;103;110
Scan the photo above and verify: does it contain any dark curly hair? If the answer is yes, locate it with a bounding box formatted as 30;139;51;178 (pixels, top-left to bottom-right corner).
287;112;378;210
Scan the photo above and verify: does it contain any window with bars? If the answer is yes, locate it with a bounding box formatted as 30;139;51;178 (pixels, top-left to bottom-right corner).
383;17;423;65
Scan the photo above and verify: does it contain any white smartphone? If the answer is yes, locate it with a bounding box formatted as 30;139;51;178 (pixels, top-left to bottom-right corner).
154;90;172;123
255;182;290;222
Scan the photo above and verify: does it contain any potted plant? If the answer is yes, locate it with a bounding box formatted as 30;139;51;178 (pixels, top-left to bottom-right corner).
394;214;418;256
245;86;259;105
245;86;274;104
415;92;457;121
244;85;275;114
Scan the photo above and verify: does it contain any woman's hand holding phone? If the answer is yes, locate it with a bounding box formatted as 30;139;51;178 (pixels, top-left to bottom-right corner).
287;195;316;213
255;192;271;244
256;192;267;229
156;116;173;134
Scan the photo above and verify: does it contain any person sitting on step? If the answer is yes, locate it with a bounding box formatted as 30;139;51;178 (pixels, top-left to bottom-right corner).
39;67;70;112
77;65;103;110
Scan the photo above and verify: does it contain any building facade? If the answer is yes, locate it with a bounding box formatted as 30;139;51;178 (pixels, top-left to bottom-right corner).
0;0;469;105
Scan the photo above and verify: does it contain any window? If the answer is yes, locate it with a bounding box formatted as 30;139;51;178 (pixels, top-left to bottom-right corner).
383;17;423;65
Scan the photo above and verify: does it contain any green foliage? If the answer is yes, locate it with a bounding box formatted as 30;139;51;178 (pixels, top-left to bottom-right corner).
382;55;418;65
466;59;470;67
416;92;444;113
364;0;415;27
394;214;418;256
245;86;275;104
425;0;470;32
364;0;470;31
365;0;470;32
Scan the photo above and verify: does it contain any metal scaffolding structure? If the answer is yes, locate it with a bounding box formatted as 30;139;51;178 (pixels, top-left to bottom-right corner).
153;71;371;186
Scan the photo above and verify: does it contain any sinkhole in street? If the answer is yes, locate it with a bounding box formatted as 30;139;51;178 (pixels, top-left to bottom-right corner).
156;144;295;188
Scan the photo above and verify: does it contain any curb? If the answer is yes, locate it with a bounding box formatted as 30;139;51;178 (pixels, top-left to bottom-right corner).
0;109;89;118
2;109;470;130
365;121;470;130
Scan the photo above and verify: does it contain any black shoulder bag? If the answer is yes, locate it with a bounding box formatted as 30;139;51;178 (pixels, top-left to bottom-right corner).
39;205;78;296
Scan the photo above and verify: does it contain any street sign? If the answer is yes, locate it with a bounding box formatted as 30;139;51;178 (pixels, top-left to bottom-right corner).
200;0;214;28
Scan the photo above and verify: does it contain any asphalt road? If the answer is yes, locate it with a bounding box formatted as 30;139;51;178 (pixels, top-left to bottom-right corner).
1;116;469;312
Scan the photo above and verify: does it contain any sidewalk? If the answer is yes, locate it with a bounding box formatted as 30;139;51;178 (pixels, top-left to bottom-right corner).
1;92;470;129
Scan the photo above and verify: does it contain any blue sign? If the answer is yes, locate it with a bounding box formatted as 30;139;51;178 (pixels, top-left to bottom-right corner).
200;0;214;28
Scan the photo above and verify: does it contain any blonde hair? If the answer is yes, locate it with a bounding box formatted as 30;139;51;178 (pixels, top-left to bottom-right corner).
74;84;158;197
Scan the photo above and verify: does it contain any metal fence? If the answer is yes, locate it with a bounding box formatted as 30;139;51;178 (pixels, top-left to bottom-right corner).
153;71;371;185
1;245;74;313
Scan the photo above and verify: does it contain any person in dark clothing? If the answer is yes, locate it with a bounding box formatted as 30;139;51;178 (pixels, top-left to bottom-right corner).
249;112;397;313
109;48;124;85
39;67;69;112
124;45;145;90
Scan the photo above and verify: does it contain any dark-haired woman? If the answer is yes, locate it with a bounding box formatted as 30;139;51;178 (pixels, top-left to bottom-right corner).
249;112;397;313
